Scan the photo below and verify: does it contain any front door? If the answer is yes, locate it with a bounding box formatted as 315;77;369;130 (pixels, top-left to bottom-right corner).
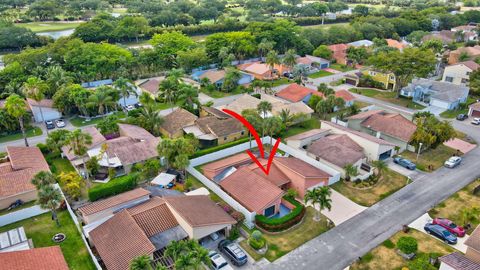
264;205;276;217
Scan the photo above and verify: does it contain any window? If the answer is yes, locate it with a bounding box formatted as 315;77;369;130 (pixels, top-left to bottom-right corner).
390;75;395;80
467;71;471;76
223;137;227;141
241;131;244;135
369;71;376;76
445;76;454;82
264;205;276;217
461;78;469;83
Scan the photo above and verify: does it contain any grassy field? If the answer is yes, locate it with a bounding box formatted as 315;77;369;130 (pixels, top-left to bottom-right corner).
330;63;355;72
240;207;330;262
400;145;458;172
200;87;245;98
350;229;454;270
349;88;426;110
0;127;43;143
16;22;82;32
308;70;333;79
332;169;408;207
70;111;125;127
269;78;291;87
280;115;321;139
429;178;480;234
0;211;96;270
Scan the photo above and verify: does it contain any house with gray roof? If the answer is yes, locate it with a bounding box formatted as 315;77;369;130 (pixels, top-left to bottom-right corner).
400;78;469;110
347;39;374;47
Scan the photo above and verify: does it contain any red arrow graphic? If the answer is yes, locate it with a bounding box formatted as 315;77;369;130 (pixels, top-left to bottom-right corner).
222;109;281;175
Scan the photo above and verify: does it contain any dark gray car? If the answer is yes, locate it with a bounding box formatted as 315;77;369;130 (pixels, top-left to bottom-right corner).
218;239;247;266
424;223;457;244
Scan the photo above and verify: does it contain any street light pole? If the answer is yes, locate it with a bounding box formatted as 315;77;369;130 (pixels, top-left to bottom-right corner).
416;142;423;162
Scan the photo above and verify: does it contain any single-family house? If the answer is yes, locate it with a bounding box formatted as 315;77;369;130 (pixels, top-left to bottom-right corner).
334;90;356;107
295;55;330;70
448;46;480;64
200;106;230;119
361;68;397;90
275;84;355;107
451;25;478;41
0;146;50;209
439;224;480;270
61;126;107;168
159;108;198;138
386;39;409;51
191;69;254;88
26;98;62;122
81;79;113;89
347;110;416;152
328;44;349;65
422;30;457;44
442;61;479;86
184;115;247;147
469;101;480;117
347;40;374;48
137;77;199;98
0;246;69;270
89;195;235;270
285;129;330;149
215;94;262;115
401;78;470;110
237;61;290;80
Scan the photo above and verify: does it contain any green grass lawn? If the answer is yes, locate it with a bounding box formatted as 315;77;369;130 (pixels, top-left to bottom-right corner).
280;115;321;139
269;78;291;87
49;156;76;174
308;70;334;79
70;111;126;127
439;97;477;119
349;88;426;110
0;211;96;270
330;63;354;72
0;127;43;144
399;144;458;172
0;200;37;216
200;87;245;99
16;22;82;32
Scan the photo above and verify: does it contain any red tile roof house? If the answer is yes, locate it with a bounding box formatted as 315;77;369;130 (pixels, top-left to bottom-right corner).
469;101;480;118
0;246;69;270
328;43;349;65
0;146;50;209
89;195;235;270
237;61;290;80
439;224;480;270
347;110;417;152
275;84;355;108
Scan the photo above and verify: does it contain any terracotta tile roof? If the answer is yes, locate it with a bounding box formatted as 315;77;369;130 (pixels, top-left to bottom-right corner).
164;195;236;227
196;116;245;137
0;246;69;270
275;83;316;102
238;62;289;77
360;112;416;142
285;129;329;141
274;157;331;178
470;101;480;111
202;153;252;179
138;79;160;95
386;39;408;50
161;108;198;135
61;126;106;160
26;98;55;108
0;146;50;198
90;210;155;270
248;160;290;187
439;252;480;270
335;90;356;102
347;110;384;120
321;121;396;146
452;25;477;32
78;188;151;216
127;197;178;237
328;44;348;52
202;106;231;119
219;167;284;213
119;124;156;141
198;69;226;83
272;102;314;116
104;135;160;166
465;225;480;251
456;61;480;71
307;135;365;168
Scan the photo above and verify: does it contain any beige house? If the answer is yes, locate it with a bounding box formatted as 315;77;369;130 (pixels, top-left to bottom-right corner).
442;61;480;86
439;225;480;269
469;102;480;117
159;108;198;138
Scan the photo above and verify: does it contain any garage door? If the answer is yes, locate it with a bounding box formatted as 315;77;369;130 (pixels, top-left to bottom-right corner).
345;78;357;85
379;150;392;160
472;110;480;117
430;99;450;109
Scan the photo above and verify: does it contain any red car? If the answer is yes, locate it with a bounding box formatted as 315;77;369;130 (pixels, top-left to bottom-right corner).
433;218;466;237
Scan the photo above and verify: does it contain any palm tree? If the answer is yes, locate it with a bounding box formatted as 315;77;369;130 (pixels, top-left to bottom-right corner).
304;186;332;222
177;84;199;113
158;80;177;111
222;68;242;92
242;109;262;149
279;109;296;130
130;105;163;136
5;94;29;146
139;92;155;106
343;164;358;181
257;101;272;144
66;129;92;183
165;240;211;270
45;65;71;97
265;50;280;79
258;39;274;60
264;116;282;146
283;49;297;72
114;77;138;107
371;160;387;178
87;87;116;117
22;76;48;132
37;184;62;226
31;171;56;189
129;255;153;270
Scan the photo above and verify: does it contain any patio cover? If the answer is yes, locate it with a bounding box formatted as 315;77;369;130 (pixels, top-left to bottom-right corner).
151;173;177;186
149;225;188;250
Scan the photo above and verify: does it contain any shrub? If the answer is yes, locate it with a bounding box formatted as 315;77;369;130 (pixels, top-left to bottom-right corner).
249;237;265;250
408;254;436;270
88;174;138;201
251;93;261;99
255;196;305;232
190;137;250;158
230;210;245;223
397;236;418;254
36;143;49;154
251;230;262;241
382;239;395;249
360;252;374;263
228;227;240;241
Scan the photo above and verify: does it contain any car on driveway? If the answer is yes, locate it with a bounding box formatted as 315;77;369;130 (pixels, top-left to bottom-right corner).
208;251;234;270
456;114;468;121
393;157;416;170
125;104;135;112
472;118;480;125
424;223;457;244
55;119;66;128
432;218;466;237
444;156;462;168
45;120;55;130
218;239;247;266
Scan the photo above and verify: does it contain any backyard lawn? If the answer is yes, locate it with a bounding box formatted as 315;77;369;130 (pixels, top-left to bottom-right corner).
332;169;408;207
330;63;355;72
70;111;125;127
400;145;458;172
240;207;330;262
200;87;245;99
280;116;321;139
0;127;43;143
349;88;426;110
429;178;480;234
350;229;454;270
308;70;333;79
269;78;291;87
16;21;82;32
0;211;96;270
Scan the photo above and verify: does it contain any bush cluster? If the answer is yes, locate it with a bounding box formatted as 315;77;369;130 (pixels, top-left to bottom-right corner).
88;173;138;201
255;196;305;232
397;236;418;254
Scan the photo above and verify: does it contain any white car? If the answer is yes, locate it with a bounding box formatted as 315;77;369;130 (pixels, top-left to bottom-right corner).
125;104;135;111
208;251;234;270
55;119;66;128
472;118;480;125
444;156;462;168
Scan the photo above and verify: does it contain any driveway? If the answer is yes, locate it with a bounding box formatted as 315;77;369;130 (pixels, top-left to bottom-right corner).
320;189;367;225
421;105;446;116
386;159;425;180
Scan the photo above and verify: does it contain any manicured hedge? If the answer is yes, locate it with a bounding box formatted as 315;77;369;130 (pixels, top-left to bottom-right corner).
255;196;305;232
88;174;138;201
190;137;250;158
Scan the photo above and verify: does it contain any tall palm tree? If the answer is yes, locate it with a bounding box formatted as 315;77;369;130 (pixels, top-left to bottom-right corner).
31;171;56;189
66;129;92;183
87;87;116;117
22;76;48;132
165;240;211;270
257;101;272;144
37;184;62;226
139;92;155;106
222;68;242;92
129;255;153;270
258;39;274;60
45;65;71;97
304;186;332;222
371;160;387;178
130;105;163;136
158;80;177;111
177;84;199;113
114;77;138;107
242;109;262;149
265;50;280;79
279;109;295;130
343;164;358;181
264;116;282;146
283;49;297;72
5;94;29;146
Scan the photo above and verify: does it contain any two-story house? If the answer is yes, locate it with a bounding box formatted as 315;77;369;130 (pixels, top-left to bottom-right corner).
442;61;479;86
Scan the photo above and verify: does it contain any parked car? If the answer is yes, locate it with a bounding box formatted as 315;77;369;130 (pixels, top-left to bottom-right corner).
432;218;466;237
393;157;416;170
472;118;480;125
45;120;55;130
134;103;143;108
125;104;135;111
55;119;66;128
7;199;24;211
444;156;462;168
424;223;457;244
218;239;248;266
283;72;294;79
456;114;468;121
208;251;234;270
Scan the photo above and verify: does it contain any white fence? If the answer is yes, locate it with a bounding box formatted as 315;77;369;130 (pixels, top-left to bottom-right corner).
0;205;49;227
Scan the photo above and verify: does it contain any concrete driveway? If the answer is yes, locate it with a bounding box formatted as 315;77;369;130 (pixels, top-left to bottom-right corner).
386;159;425;180
319;189;367;225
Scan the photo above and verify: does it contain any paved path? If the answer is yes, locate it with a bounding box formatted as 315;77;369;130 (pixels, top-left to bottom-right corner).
319;189;367;226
